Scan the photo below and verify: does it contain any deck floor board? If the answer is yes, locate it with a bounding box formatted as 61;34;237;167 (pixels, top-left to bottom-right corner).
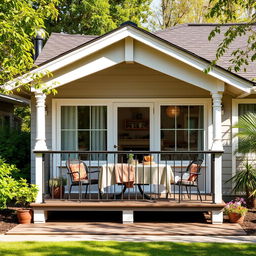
7;222;246;236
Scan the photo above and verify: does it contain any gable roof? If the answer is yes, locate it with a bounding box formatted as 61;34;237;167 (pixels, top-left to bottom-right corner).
34;23;256;84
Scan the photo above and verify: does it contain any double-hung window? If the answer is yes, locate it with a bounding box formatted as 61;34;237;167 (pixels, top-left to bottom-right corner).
61;106;107;159
160;105;204;158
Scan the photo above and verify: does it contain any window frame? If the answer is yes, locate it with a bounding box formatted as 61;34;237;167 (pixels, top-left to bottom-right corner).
232;99;256;178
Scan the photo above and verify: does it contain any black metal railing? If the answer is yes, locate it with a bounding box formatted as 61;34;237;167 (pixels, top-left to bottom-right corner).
34;150;223;203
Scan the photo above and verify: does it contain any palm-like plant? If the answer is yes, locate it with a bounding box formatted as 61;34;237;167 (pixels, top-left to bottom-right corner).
233;112;256;154
231;112;256;207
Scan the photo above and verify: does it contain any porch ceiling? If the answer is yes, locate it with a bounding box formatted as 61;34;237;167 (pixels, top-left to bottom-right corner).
54;63;211;98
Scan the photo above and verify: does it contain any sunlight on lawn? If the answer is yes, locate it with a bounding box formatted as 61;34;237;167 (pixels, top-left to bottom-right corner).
0;241;255;256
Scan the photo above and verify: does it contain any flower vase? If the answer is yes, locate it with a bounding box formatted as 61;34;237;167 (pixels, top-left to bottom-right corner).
228;212;245;224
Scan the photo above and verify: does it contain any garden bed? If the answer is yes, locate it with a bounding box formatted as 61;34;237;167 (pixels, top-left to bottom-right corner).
0;209;255;235
240;209;256;235
0;209;17;234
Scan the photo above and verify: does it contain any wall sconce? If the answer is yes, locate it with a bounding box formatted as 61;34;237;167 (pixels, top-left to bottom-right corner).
166;106;180;118
45;105;48;116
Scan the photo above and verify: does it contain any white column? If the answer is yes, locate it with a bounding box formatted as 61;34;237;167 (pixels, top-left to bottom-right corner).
211;92;223;224
35;153;44;203
211;92;223;151
122;210;134;224
34;92;47;151
34;209;47;223
33;92;47;222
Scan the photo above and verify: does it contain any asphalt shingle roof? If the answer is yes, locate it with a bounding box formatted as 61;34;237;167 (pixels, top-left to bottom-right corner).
34;24;256;82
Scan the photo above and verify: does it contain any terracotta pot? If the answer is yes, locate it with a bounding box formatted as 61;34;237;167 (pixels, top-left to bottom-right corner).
50;186;65;199
17;209;32;224
228;212;245;224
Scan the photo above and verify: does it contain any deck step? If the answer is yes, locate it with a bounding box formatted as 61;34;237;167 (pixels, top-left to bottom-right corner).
6;222;246;236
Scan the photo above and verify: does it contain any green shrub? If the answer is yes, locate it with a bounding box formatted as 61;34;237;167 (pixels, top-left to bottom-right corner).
0;159;38;209
15;179;38;208
0;128;30;181
0;159;19;209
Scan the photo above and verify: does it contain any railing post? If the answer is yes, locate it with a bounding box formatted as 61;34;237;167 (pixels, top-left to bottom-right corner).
211;152;223;224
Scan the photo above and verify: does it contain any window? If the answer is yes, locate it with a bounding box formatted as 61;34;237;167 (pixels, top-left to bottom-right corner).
160;105;204;153
61;106;107;158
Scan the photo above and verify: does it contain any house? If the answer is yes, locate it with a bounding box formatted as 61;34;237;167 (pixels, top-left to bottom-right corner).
17;22;256;224
0;94;29;129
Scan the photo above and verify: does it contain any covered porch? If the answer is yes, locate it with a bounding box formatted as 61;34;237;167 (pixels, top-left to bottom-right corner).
29;26;236;225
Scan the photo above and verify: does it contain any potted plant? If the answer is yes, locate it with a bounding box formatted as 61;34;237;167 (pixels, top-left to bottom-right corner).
49;177;67;199
224;198;248;224
15;179;38;224
226;160;256;208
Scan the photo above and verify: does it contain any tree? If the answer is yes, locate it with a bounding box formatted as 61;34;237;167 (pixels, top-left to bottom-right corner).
149;0;219;31
0;0;59;91
45;0;152;35
207;0;256;73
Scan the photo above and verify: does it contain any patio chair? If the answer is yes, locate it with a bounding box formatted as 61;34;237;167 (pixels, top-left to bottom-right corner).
173;159;203;202
66;159;102;200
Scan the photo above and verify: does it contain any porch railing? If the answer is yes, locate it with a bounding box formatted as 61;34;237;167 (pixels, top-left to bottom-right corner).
34;150;223;203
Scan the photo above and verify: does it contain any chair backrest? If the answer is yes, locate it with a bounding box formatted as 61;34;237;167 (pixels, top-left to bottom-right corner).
186;159;203;182
66;159;88;182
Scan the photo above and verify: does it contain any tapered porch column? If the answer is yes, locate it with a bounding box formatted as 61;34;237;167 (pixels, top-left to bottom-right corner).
33;92;48;223
34;92;47;151
211;92;223;224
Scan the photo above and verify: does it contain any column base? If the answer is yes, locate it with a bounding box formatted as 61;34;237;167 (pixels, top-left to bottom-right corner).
122;210;134;224
212;210;223;224
33;210;47;223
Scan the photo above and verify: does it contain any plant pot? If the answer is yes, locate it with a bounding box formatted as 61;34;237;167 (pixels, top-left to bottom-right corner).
49;186;65;199
228;212;245;224
17;209;32;224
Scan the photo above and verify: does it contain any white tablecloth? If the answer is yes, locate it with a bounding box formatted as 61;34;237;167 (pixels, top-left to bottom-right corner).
99;164;174;193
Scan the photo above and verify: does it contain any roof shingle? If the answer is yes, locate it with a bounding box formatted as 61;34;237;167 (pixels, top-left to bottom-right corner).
34;24;256;82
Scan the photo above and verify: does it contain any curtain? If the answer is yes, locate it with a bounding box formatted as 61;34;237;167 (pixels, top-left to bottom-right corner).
91;106;107;160
61;106;78;152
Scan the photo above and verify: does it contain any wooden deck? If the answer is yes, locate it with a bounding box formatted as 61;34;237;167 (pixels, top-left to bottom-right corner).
6;222;246;236
31;196;225;212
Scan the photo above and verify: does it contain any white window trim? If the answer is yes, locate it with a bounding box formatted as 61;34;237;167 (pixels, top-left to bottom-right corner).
52;98;212;186
232;99;256;179
53;98;212;152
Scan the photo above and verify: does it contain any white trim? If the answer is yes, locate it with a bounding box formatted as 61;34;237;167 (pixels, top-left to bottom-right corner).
9;26;252;93
52;98;212;190
113;102;154;151
232;98;256;179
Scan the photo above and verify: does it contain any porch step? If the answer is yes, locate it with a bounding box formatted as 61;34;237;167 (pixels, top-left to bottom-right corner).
6;222;246;236
31;200;225;212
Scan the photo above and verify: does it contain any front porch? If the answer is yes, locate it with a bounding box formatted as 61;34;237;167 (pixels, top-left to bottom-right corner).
32;150;224;224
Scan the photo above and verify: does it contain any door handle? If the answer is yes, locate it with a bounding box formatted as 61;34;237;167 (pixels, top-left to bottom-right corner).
114;145;119;149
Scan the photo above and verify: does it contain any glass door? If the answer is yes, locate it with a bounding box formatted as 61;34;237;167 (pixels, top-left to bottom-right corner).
113;103;153;162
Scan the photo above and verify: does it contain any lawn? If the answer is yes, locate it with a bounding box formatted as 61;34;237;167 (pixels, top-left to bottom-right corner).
0;241;255;256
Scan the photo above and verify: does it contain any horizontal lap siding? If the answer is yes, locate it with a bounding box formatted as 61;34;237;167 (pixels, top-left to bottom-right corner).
222;94;232;194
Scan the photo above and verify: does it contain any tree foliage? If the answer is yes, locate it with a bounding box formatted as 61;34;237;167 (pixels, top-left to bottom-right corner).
149;0;220;30
0;0;59;90
45;0;152;35
207;0;256;73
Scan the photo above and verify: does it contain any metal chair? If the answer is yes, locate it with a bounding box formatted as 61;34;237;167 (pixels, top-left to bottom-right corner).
66;159;102;200
174;159;203;202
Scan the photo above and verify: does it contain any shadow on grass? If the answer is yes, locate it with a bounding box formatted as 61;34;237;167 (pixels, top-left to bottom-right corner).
0;241;256;256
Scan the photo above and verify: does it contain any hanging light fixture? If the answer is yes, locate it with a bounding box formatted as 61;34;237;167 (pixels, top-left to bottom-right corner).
166;106;180;118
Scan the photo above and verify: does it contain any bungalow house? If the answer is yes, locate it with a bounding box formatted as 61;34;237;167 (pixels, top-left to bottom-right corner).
13;22;256;225
0;94;29;129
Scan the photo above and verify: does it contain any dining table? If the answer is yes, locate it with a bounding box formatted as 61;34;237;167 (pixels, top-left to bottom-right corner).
99;163;174;196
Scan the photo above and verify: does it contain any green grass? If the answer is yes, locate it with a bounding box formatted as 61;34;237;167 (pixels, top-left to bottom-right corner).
0;241;255;256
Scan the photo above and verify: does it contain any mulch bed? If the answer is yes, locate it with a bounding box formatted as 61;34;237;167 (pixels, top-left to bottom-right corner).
240;209;256;235
0;209;18;234
0;208;256;235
